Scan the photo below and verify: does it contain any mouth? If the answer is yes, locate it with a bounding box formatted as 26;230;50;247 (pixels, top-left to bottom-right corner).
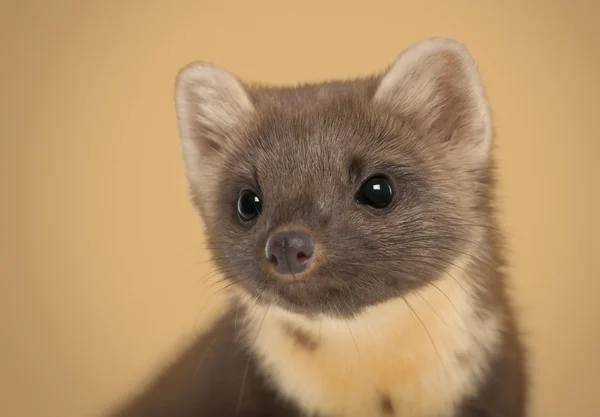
239;268;398;318
252;276;351;317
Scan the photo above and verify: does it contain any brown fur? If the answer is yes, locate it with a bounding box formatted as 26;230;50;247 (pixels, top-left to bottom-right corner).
106;38;527;417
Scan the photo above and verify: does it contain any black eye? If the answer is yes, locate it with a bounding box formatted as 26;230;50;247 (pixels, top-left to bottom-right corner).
356;175;394;209
237;189;262;221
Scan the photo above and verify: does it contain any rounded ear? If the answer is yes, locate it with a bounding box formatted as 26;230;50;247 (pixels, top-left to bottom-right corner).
174;62;254;187
373;37;492;164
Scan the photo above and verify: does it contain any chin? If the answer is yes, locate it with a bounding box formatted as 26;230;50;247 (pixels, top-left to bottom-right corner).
269;280;327;316
239;278;326;317
253;278;386;319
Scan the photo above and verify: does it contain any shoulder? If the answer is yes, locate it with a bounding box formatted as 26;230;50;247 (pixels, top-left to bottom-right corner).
457;313;529;417
106;303;302;417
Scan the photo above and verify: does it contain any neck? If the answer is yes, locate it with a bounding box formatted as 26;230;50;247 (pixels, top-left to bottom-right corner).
236;250;504;417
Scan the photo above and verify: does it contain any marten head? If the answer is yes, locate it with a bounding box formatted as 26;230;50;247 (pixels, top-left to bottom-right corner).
174;38;495;318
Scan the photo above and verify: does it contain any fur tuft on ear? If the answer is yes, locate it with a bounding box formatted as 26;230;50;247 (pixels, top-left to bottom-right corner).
373;37;492;163
174;62;254;188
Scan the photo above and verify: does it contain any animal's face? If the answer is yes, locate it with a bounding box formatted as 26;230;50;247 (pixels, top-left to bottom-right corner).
175;38;493;317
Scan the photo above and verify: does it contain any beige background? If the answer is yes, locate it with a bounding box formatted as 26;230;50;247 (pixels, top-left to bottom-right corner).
1;1;599;416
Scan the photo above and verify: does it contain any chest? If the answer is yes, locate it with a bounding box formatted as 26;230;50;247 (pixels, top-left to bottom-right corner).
243;277;500;417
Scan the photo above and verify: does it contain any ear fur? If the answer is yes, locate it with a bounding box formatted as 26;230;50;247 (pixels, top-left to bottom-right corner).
174;62;254;188
373;37;492;163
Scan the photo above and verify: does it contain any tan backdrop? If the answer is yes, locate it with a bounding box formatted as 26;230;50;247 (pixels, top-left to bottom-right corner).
1;1;598;416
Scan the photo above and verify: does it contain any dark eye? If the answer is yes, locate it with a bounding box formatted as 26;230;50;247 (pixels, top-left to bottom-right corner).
356;175;394;209
237;189;262;221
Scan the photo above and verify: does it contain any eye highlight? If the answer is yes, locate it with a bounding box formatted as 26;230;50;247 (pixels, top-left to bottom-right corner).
356;175;394;209
237;189;262;221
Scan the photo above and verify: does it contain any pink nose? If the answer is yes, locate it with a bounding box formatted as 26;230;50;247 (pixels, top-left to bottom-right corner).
265;230;315;274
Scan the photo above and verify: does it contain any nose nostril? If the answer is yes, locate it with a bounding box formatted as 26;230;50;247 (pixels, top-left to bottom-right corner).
296;251;309;263
269;255;279;265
